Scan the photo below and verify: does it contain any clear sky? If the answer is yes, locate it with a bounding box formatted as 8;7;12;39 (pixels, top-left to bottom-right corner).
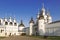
0;0;60;27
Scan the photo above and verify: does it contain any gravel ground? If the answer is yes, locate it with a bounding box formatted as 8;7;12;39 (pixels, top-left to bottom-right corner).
1;36;49;40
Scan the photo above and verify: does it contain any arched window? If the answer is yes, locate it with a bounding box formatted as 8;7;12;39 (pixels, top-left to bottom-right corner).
0;20;1;25
10;22;13;25
5;22;8;25
14;23;17;26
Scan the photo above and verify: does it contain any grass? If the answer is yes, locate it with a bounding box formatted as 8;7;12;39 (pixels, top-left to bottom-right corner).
47;36;60;40
24;35;60;40
0;37;6;40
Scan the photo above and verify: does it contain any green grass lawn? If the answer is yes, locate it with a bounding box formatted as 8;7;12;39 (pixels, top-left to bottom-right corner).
47;36;60;40
0;37;5;39
24;35;60;40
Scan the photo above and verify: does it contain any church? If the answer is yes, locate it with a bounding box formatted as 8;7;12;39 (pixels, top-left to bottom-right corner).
0;17;25;37
0;4;60;37
25;4;60;36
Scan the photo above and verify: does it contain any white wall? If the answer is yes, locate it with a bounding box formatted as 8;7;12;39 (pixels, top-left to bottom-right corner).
38;19;45;35
0;25;6;37
25;27;29;35
45;22;60;36
29;23;34;35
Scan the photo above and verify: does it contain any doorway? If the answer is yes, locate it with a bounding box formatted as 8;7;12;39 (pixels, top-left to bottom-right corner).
9;33;11;36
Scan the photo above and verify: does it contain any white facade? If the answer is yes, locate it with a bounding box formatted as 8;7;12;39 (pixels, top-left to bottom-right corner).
0;17;25;37
0;4;60;37
38;19;45;35
29;22;34;35
45;21;60;36
18;20;25;35
25;4;60;36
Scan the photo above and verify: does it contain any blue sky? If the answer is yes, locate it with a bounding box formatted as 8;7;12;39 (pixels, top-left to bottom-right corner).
0;0;60;27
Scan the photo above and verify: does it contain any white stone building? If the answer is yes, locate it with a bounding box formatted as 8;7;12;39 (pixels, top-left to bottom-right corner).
0;4;60;37
25;4;60;36
18;20;25;35
0;17;25;37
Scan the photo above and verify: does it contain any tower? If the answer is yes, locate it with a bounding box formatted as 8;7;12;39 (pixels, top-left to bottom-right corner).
40;3;47;23
18;20;25;35
9;17;13;26
0;18;3;25
9;17;12;22
29;17;34;35
13;17;17;26
4;17;8;22
3;17;8;25
38;13;45;35
37;9;40;19
41;3;45;15
47;11;52;23
38;4;46;35
13;16;16;23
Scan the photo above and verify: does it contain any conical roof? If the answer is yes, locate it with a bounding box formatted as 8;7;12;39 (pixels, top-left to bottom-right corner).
38;11;44;19
29;17;34;23
38;3;45;20
19;20;25;27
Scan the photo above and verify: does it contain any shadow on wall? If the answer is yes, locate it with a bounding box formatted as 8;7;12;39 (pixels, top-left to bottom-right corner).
45;29;60;36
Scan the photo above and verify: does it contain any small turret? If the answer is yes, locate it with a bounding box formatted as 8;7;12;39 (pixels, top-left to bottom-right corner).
47;11;52;23
47;11;50;17
37;9;40;19
18;20;25;35
4;17;8;22
19;20;25;27
29;17;34;35
38;3;46;20
29;17;34;23
0;18;3;25
13;17;16;23
41;3;45;15
3;17;8;25
9;17;13;26
9;17;12;22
